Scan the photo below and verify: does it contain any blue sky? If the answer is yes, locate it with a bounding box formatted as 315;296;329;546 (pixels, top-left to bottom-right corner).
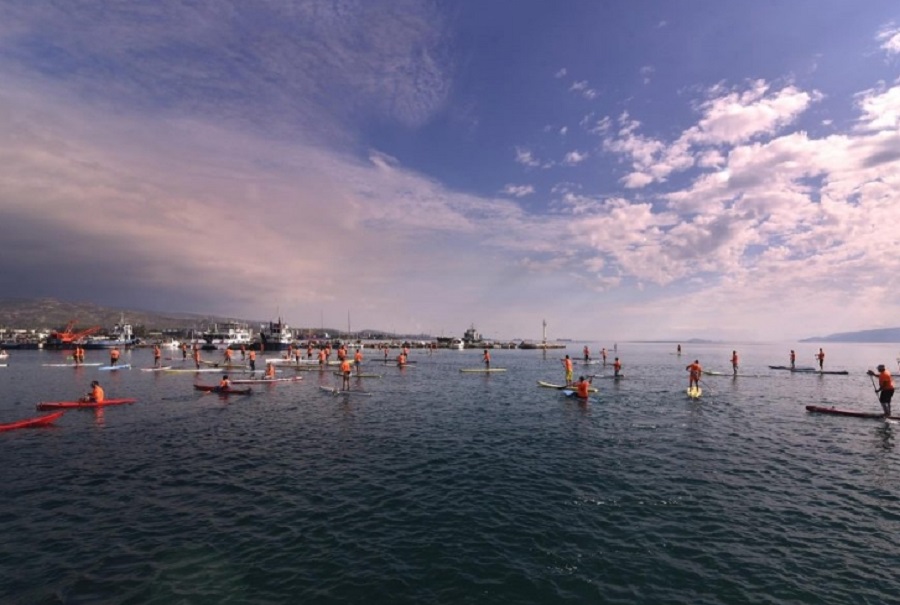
1;1;899;341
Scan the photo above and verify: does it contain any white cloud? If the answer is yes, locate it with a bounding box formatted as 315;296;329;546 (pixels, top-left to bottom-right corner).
515;147;542;167
563;150;588;165
502;184;535;197
855;81;900;131
640;65;655;84
877;25;900;55
555;68;567;78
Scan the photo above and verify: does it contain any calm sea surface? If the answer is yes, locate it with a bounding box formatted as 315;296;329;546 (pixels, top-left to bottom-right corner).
2;342;900;604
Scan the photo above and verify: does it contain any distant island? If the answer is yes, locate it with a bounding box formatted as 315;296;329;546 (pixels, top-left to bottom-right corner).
800;327;900;343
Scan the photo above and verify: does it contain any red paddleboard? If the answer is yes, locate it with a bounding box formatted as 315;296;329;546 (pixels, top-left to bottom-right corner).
806;405;900;420
36;399;137;410
0;411;65;431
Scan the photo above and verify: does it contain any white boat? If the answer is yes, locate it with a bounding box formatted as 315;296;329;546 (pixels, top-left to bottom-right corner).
448;338;464;350
259;318;293;351
83;322;138;349
0;351;8;360
199;322;253;350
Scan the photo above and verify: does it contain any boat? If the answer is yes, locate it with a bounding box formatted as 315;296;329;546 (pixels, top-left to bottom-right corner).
448;338;464;350
82;320;139;349
537;380;598;393
258;318;293;351
36;398;137;410
198;322;253;351
193;384;252;395
0;411;65;431
806;405;900;420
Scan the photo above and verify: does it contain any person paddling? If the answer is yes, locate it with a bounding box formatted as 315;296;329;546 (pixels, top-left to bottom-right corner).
686;360;702;390
81;380;104;403
730;350;739;376
574;375;592;399
219;375;231;390
816;348;825;370
790;349;796;370
483;349;491;369
867;364;895;417
340;358;352;390
153;344;161;368
613;357;622;378
354;348;363;375
562;355;573;386
109;347;120;367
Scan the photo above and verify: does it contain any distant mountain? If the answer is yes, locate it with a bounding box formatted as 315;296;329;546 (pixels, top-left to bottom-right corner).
0;297;244;333
800;327;900;343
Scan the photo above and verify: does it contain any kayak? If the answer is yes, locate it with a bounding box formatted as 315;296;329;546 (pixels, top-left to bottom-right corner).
36;398;137;410
193;384;253;395
805;405;900;420
1;411;65;431
537;381;598;393
687;386;702;399
229;376;303;384
460;368;507;373
319;386;373;396
99;364;132;371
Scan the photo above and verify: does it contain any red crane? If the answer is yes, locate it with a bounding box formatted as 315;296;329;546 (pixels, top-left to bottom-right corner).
48;320;102;345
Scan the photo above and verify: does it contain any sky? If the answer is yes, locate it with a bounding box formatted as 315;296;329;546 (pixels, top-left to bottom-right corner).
1;1;899;342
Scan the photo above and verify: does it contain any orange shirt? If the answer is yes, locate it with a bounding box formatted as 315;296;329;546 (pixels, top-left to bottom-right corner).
564;358;573;372
576;380;590;398
265;364;276;379
249;351;256;360
91;385;105;402
110;349;120;360
880;370;895;391
340;359;352;374
687;363;702;379
354;351;363;363
613;360;622;372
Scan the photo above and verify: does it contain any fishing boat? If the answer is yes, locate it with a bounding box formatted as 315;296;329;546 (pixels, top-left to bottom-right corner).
198;322;253;351
258;318;293;351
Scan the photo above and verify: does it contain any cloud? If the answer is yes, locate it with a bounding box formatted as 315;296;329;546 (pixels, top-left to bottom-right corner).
563;150;588;165
515;147;542;167
569;80;599;100
555;68;567;78
877;24;900;55
501;184;535;197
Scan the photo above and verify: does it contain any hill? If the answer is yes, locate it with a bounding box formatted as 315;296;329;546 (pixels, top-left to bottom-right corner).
800;327;900;343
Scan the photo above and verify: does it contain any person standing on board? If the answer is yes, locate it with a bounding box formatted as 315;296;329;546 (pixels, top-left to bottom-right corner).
686;360;702;390
181;342;188;361
583;345;590;362
193;346;201;369
601;348;608;365
354;348;363;375
81;380;104;403
816;348;825;370
790;350;796;370
240;344;246;360
109;347;120;367
248;349;257;373
340;358;352;390
730;351;739;376
483;349;491;369
224;348;233;365
153;344;161;368
677;344;682;355
613;357;622;378
397;351;407;367
264;363;276;380
562;355;574;386
318;347;327;367
867;364;895;417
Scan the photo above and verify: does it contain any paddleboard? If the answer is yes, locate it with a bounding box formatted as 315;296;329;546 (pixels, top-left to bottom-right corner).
805;405;900;420
537;381;598;393
199;361;249;369
331;372;382;378
36;398;137;410
99;364;131;371
0;411;65;431
687;386;702;399
769;365;816;371
164;368;225;374
460;368;507;373
319;386;373;396
141;366;173;372
229;376;303;385
42;362;103;367
703;370;726;376
193;384;253;395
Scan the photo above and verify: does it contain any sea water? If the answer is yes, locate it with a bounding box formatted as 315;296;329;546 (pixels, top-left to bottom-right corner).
2;342;899;604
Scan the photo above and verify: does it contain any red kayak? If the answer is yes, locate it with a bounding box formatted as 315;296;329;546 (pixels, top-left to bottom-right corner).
0;411;65;431
193;384;252;395
805;405;900;420
36;398;137;411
